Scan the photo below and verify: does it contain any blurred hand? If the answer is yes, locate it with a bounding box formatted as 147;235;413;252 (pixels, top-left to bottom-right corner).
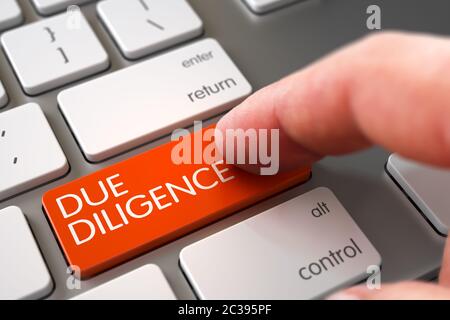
216;31;450;299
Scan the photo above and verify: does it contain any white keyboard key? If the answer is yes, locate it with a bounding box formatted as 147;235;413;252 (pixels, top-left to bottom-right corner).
0;206;53;300
0;81;8;108
244;0;301;14
0;0;23;31
32;0;92;15
1;12;109;95
0;103;69;201
72;265;176;300
180;187;381;300
387;154;450;235
98;0;203;60
59;38;251;162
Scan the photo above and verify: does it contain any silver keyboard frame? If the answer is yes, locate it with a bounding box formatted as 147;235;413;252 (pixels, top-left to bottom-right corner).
0;0;448;299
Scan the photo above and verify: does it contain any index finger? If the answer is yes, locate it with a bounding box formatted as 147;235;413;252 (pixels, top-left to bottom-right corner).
216;32;450;172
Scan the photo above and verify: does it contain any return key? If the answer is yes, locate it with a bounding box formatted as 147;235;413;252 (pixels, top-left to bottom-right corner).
58;38;252;162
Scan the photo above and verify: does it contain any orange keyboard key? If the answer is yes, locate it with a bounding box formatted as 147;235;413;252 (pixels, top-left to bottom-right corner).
43;126;311;278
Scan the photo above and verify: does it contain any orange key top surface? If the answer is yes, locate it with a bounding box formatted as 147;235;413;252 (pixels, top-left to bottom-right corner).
43;126;311;278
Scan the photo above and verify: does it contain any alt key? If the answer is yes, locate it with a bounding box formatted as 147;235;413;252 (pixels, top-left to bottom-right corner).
180;187;381;300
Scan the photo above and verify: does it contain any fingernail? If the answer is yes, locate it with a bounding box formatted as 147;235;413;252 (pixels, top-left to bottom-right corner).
326;291;361;300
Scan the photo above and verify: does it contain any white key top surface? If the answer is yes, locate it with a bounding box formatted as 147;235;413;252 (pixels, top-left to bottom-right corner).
0;81;8;108
0;103;69;201
0;0;22;31
243;0;301;14
59;38;252;162
387;154;450;235
0;206;53;300
72;264;176;300
180;187;381;300
1;12;109;95
98;0;203;60
31;0;92;15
